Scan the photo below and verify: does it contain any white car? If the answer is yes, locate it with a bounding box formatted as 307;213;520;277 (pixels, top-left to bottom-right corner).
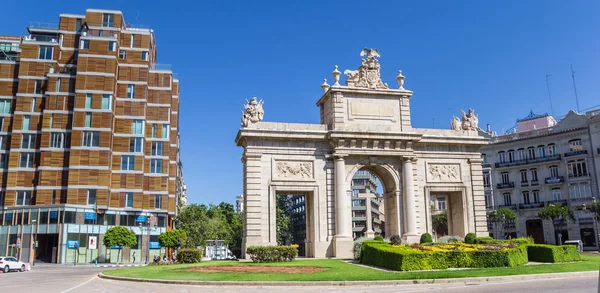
0;256;26;273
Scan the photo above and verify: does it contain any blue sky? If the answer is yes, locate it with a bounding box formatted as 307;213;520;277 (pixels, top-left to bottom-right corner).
2;1;598;206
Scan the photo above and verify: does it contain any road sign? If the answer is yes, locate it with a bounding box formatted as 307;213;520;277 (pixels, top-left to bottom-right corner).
84;212;96;220
67;240;79;249
149;242;161;249
88;236;97;250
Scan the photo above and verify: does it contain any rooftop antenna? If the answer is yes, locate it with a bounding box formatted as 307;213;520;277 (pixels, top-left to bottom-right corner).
545;74;555;117
570;64;580;113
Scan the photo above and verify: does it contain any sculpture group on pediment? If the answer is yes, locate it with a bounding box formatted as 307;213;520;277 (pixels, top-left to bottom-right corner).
343;48;389;90
241;97;264;127
451;108;479;131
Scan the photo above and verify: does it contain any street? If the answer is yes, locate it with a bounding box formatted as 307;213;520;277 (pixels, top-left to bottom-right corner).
0;265;598;293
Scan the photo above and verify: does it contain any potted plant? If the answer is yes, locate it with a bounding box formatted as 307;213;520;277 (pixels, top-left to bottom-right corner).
48;64;54;74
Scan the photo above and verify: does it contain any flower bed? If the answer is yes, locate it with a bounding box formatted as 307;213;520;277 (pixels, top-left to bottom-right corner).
360;240;528;271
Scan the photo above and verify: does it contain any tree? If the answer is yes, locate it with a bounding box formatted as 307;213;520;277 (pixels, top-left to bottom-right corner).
103;226;136;264
538;204;575;245
158;229;187;249
276;196;292;245
432;213;448;236
487;208;517;239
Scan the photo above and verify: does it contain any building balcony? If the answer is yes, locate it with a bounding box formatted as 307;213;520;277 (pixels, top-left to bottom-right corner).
81;29;118;38
546;199;568;206
494;154;561;168
27;22;59;34
569;173;589;179
530;180;539;186
353;216;367;221
482;163;492;169
545;176;565;185
373;217;381;224
23;35;59;43
352;205;366;211
520;181;529;187
564;150;588;158
150;64;173;71
570;197;594;204
496;182;515;189
518;202;544;209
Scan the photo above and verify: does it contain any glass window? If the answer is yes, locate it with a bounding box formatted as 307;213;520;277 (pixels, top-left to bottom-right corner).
568;160;588;178
129;137;143;153
80;40;90;50
119;50;126;60
50;132;65;148
548;144;556;156
85;112;92;127
550;166;559;178
23;115;30;130
101;94;111;110
0;99;11;114
130;35;134;48
125;192;133;208
85;94;92;108
75;18;82;32
569;139;583;152
87;189;96;205
162;124;168;138
517;149;525;161
527;147;536;160
532;190;540;204
55;77;61;92
82;131;100;147
127;84;135;98
38;46;53;60
522;191;530;204
507;150;514;163
31;98;36;112
0;154;7;168
520;170;527;183
503;193;511;206
21;134;35;149
0;135;6;150
537;146;545;158
108;41;116;52
155;194;162;209
150;159;162;173
34;80;42;94
530;168;538;181
436;197;446;210
16;191;31;206
498;152;505;163
151;142;163;156
142;51;148;61
102;13;114;27
132;120;143;134
501;172;509;184
121;155;135;170
151;124;156;138
19;152;34;168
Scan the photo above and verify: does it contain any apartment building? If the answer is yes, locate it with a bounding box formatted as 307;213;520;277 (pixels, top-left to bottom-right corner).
0;9;181;264
482;109;600;248
351;170;385;239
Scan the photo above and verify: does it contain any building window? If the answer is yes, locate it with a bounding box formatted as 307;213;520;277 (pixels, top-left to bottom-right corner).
0;135;6;150
483;172;490;187
87;189;97;205
80;40;90;50
56;77;61;92
570;183;590;200
569;139;583;152
501;172;509;184
150;159;162;173
155;194;162;209
130;35;135;48
0;154;7;168
38;46;53;60
522;191;530;204
151;141;163;156
530;168;538;182
101;94;111;110
50;132;65;148
119;50;126;59
102;13;114;27
142;51;148;61
537;145;545;158
16;191;31;206
30;98;36;113
125;192;133;208
507;150;515;163
548;144;556;156
34;80;42;94
503;193;511;206
82;131;100;147
129;137;143;153
85;112;92;127
520;170;527;183
121;155;135;170
132;120;143;134
437;197;446;210
75;18;82;31
151;124;156;138
21;134;35;149
85;94;92;109
551;188;561;201
108;41;116;51
19;152;34;168
527;147;536;160
0;99;11;114
498;151;505;163
532;190;540;204
127;84;135;98
517;149;525;161
23;115;30;130
550;165;559;178
162;124;168;138
568;159;588;178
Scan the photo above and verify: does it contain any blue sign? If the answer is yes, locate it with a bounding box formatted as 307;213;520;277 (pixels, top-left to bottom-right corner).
84;212;96;220
67;240;79;249
136;215;147;223
110;245;122;249
149;242;161;249
49;211;58;219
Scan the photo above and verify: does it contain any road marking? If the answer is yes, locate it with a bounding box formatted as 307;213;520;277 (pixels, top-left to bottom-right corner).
60;275;96;293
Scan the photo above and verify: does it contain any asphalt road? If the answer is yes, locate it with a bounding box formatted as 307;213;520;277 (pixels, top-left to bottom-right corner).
0;265;598;293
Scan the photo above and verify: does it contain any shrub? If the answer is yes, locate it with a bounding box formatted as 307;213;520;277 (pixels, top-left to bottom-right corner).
510;237;534;246
390;235;403;245
526;244;581;263
360;241;527;271
464;233;476;244
177;248;202;264
246;245;298;263
474;236;497;244
437;235;464;244
353;237;368;260
420;233;433;244
374;235;384;241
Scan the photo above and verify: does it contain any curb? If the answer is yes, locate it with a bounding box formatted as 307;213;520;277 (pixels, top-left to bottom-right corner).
98;270;598;286
99;264;147;268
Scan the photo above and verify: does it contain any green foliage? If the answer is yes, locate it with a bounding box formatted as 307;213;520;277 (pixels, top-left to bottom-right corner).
103;226;137;248
390;235;402;245
374;235;384;241
359;241;528;271
464;233;476;244
487;208;518;239
276;197;292;245
420;233;433;244
436;235;464;244
474;236;496;244
353;237;369;260
432;213;448;234
526;244;581;263
246;245;298;263
538;204;576;240
510;237;534;246
177;248;203;264
158;229;187;248
474;236;533;246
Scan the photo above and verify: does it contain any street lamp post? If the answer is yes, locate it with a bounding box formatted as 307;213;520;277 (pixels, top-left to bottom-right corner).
31;219;37;267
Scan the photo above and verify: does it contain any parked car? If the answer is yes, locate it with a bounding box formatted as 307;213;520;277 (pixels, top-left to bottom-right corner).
0;256;26;273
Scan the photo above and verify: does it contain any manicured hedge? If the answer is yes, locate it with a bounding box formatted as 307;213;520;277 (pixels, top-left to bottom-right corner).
526;244;581;263
177;248;202;264
474;236;534;246
360;241;528;271
246;245;298;263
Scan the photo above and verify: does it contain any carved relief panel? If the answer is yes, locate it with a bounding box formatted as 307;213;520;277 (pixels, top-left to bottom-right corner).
272;160;315;181
426;163;461;183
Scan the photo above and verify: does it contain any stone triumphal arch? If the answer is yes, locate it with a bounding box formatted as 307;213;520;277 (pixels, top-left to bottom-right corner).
235;48;489;258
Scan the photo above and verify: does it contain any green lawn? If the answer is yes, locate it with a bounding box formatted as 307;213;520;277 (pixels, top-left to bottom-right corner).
103;254;600;282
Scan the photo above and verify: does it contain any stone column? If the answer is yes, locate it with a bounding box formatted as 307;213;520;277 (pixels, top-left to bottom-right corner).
402;157;420;243
333;155;353;258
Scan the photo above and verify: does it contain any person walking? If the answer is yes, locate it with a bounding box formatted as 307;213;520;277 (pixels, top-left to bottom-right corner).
132;251;136;263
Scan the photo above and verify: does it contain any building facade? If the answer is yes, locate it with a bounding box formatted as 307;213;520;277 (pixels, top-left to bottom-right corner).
0;9;180;264
482;109;600;248
351;170;385;239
